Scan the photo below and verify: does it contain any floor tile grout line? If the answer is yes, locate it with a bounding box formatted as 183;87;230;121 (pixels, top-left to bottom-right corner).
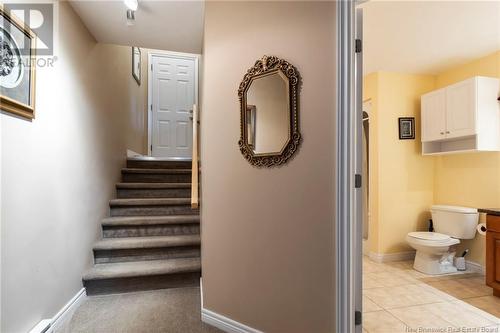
363;256;499;326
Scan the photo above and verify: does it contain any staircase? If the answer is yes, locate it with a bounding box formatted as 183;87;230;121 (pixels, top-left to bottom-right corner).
82;159;201;295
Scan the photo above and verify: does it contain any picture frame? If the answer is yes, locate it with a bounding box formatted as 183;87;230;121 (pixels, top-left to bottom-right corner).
398;117;415;140
0;7;37;119
132;46;141;85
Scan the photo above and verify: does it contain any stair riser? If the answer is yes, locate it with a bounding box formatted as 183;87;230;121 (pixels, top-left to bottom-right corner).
94;246;200;264
117;188;191;199
110;206;198;217
103;224;200;238
84;271;201;296
127;160;191;169
122;173;191;183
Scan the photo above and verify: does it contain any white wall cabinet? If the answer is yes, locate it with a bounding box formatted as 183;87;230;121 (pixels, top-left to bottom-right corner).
421;76;500;155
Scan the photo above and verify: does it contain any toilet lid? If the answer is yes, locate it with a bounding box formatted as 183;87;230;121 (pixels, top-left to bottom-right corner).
408;232;450;241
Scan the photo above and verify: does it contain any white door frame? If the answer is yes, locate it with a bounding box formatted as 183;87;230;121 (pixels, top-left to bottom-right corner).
147;50;200;157
335;1;363;332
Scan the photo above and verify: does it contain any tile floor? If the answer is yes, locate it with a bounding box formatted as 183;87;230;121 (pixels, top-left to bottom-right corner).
363;257;500;333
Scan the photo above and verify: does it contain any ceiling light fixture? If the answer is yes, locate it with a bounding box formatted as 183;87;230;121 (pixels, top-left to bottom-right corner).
124;0;138;11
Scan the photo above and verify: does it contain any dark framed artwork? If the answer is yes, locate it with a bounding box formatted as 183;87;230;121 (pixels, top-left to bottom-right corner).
398;117;415;140
132;46;141;85
0;7;37;119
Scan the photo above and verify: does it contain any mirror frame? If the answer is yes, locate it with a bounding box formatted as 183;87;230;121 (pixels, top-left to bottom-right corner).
238;55;301;167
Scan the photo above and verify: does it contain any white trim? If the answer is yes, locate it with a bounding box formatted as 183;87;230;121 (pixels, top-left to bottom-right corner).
335;1;359;332
368;251;416;263
200;277;203;309
147;50;200;157
29;288;87;333
127;149;143;158
49;288;86;331
201;308;263;333
28;320;51;333
465;260;485;275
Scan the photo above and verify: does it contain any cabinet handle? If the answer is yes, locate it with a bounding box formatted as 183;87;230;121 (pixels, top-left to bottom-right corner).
446;131;450;134
440;132;444;135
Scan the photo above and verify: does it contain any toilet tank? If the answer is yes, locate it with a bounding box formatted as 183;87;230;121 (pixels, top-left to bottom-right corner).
431;205;479;239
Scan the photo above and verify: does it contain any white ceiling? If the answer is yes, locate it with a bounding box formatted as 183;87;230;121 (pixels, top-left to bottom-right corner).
69;0;204;54
362;1;500;75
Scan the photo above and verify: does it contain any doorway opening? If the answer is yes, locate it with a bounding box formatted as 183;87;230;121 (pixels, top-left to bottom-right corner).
357;1;500;332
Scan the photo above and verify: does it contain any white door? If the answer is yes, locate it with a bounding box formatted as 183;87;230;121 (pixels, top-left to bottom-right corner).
421;89;446;142
151;55;196;158
445;78;477;139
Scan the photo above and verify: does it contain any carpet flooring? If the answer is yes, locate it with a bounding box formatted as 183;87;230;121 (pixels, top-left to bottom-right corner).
55;287;222;333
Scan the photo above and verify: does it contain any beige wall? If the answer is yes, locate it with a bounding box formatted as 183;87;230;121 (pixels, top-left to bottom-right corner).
364;72;436;255
201;2;335;332
0;3;147;332
433;51;500;266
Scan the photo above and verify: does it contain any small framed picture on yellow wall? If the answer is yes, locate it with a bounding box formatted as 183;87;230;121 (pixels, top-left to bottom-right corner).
398;117;415;140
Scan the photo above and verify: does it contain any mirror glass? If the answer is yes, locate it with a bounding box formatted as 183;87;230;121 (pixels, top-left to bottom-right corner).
245;71;290;154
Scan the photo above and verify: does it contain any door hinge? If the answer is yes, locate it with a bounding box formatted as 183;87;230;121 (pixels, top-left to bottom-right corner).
355;39;362;53
355;174;362;188
355;311;362;326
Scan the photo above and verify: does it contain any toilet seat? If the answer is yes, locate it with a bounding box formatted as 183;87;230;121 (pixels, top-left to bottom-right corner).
407;232;460;247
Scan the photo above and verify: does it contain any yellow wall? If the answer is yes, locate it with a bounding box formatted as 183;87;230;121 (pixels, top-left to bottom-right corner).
433;51;500;266
365;51;500;267
364;72;436;255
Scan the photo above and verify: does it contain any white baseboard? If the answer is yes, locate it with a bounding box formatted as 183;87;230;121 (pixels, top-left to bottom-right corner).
465;260;485;275
28;320;51;333
201;308;263;333
368;251;416;263
127;149;143;158
29;288;86;333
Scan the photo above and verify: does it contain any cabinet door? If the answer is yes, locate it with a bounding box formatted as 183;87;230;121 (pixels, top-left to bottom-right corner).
486;230;500;294
421;89;446;142
445;79;477;139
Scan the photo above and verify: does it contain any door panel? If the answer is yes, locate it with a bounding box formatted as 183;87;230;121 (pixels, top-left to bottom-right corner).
486;231;500;291
151;55;196;158
421;89;446;142
446;79;476;139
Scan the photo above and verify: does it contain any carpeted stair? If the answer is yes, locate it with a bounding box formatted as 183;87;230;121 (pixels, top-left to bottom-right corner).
83;159;200;295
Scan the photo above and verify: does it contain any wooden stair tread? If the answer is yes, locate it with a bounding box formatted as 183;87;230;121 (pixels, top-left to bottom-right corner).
102;215;200;226
82;257;201;281
93;235;200;250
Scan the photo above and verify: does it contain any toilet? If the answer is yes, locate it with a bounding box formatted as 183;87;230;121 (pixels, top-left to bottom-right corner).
406;205;479;275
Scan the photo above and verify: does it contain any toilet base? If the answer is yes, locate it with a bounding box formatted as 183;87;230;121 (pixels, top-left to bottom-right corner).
413;251;457;275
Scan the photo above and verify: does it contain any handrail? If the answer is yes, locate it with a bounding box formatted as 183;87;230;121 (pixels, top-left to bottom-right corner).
191;104;199;209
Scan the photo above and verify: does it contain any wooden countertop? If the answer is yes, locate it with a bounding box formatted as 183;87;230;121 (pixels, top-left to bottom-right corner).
478;208;500;216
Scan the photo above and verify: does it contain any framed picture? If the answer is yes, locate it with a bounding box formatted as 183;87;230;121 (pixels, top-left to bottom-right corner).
0;7;37;119
398;117;415;140
132;47;141;85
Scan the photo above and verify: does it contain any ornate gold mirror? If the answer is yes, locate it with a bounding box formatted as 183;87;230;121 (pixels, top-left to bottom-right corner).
238;56;301;167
